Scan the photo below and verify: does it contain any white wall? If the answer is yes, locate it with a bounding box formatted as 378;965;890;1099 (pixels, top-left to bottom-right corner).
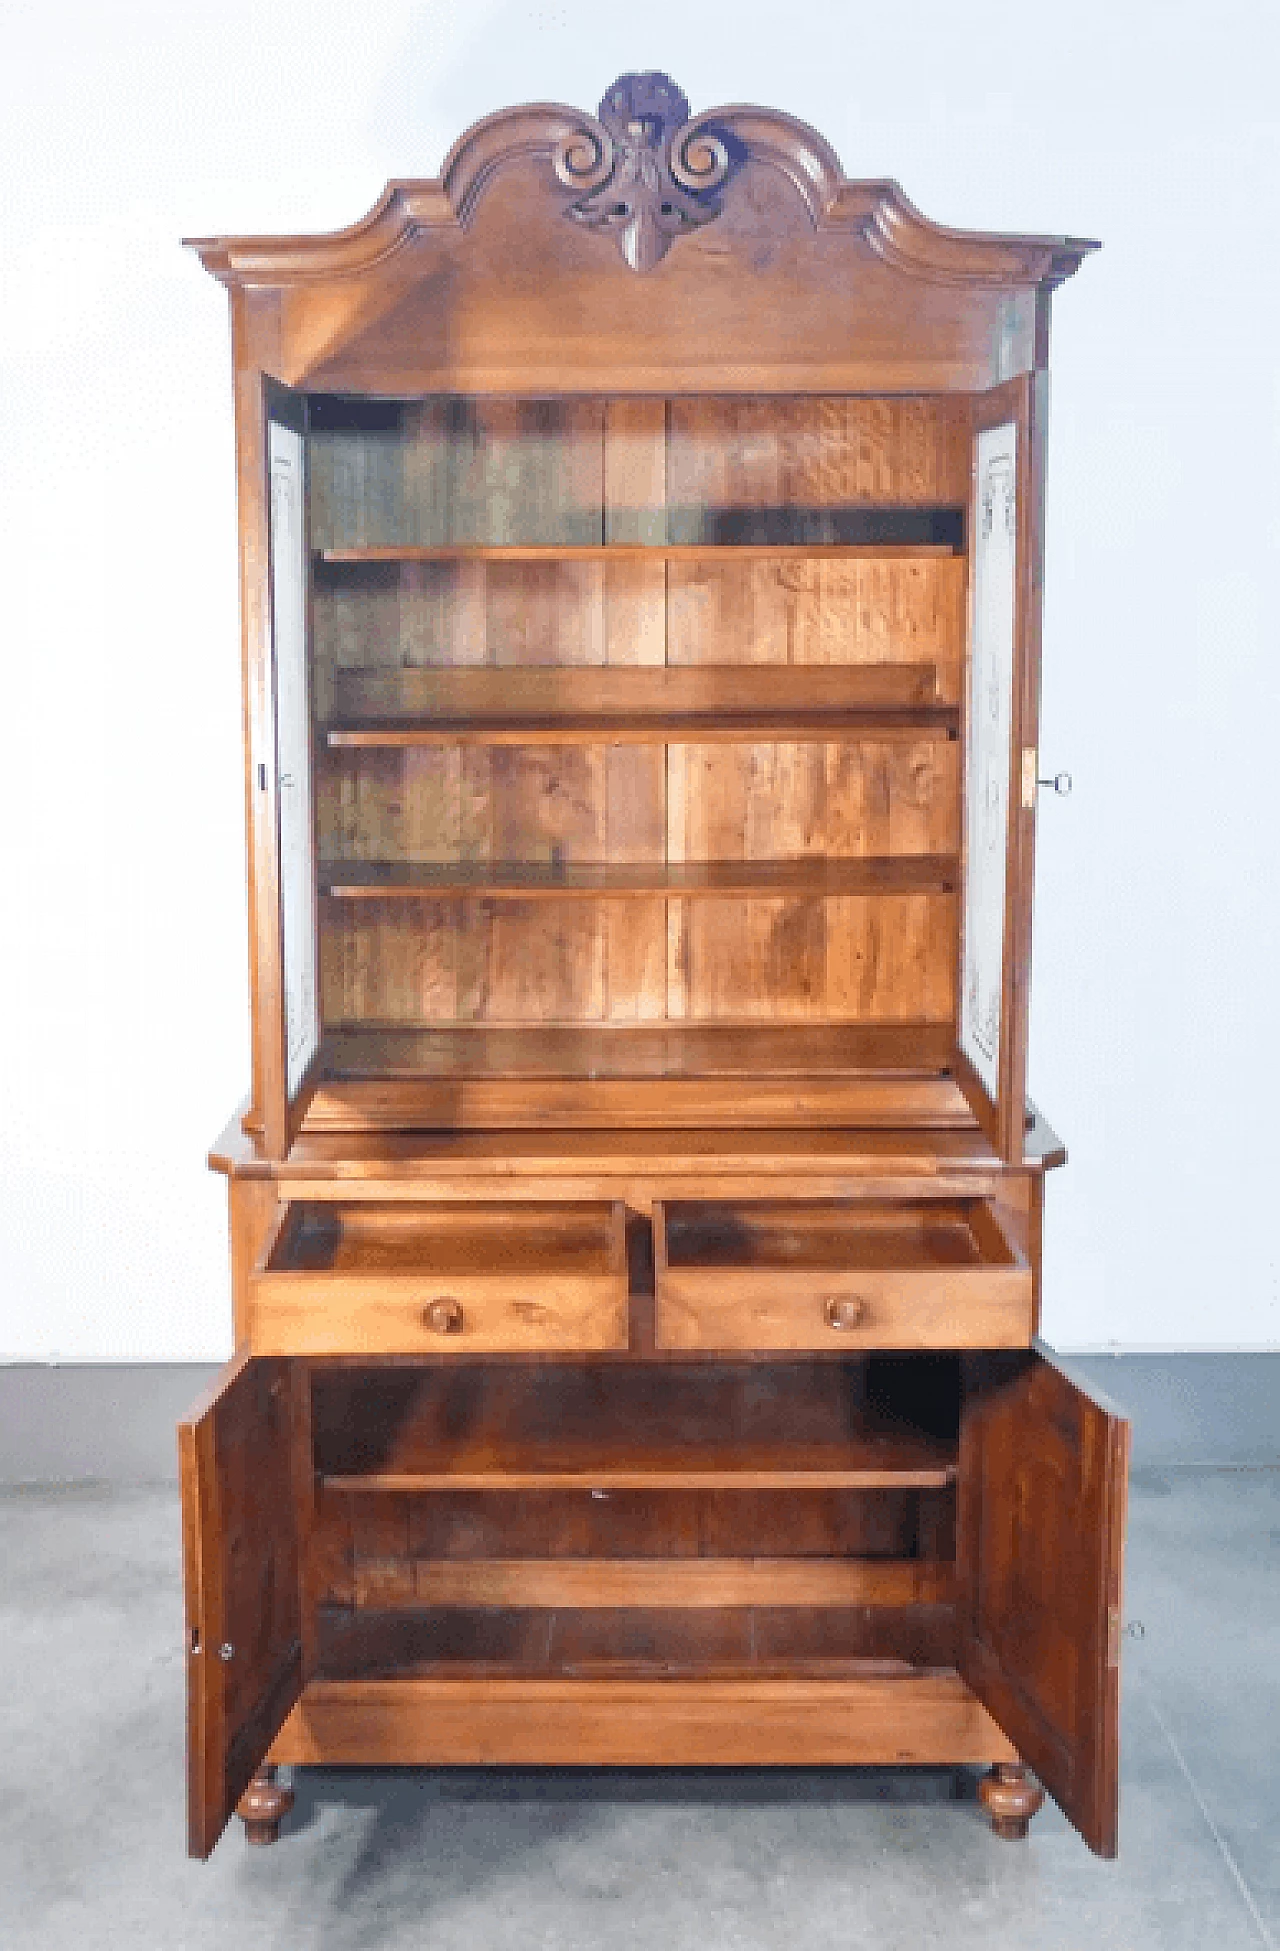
2;0;1277;1359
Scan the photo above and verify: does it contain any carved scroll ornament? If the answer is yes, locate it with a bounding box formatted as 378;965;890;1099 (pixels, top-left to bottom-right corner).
553;71;732;273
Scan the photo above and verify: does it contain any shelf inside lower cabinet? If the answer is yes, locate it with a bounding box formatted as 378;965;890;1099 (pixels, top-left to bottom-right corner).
273;1666;1013;1769
311;1362;959;1492
315;1602;958;1680
397;1558;954;1611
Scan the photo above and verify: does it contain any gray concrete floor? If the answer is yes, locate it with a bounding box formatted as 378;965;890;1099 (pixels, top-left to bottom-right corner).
0;1468;1275;1951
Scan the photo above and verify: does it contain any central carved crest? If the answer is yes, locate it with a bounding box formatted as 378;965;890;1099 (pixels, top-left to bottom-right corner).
553;71;732;273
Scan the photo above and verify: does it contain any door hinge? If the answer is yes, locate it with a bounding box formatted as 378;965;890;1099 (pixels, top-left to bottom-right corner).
1107;1606;1122;1669
1021;747;1038;810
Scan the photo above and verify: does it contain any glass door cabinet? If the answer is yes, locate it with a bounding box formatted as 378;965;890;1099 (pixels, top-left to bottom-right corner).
179;71;1128;1863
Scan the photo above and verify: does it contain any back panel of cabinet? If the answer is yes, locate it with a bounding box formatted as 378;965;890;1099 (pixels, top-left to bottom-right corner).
311;395;967;1057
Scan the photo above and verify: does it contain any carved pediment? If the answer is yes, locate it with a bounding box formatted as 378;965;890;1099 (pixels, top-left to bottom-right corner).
552;71;734;273
187;72;1098;293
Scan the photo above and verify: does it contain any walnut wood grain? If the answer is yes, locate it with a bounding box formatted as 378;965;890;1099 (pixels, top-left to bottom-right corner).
310;1362;958;1492
271;1672;1017;1768
318;858;958;900
317;1023;955;1078
330;662;943;719
315;1602;959;1679
325;708;958;746
372;1556;954;1610
318;543;961;562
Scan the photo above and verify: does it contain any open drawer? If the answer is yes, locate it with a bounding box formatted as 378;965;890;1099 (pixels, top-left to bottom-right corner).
248;1200;629;1355
654;1199;1032;1351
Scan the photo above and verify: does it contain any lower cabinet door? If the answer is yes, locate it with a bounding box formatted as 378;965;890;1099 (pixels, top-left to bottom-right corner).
178;1354;303;1858
956;1347;1131;1857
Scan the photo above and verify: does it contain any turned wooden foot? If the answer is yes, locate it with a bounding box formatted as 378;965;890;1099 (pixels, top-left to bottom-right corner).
978;1763;1045;1841
236;1765;293;1846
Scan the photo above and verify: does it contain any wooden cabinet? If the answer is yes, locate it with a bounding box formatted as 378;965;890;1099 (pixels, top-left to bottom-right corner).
181;70;1129;1863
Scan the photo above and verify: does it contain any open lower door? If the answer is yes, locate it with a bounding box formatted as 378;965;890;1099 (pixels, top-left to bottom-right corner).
957;1349;1130;1856
178;1354;303;1857
956;373;1045;1162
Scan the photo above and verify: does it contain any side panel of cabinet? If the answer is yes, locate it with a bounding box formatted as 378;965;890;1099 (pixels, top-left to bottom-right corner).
956;373;1045;1162
956;1350;1130;1856
178;1354;303;1858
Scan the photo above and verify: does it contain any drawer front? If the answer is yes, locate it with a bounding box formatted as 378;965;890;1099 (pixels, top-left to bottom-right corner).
248;1200;629;1356
655;1199;1033;1352
657;1267;1032;1351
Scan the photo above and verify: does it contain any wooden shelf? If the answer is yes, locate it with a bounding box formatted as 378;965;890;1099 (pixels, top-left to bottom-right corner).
303;1023;971;1132
318;1023;955;1081
312;1363;959;1492
275;1668;1006;1771
324;662;956;745
316;1603;958;1681
318;857;958;901
325;708;957;747
332;662;945;722
317;542;961;564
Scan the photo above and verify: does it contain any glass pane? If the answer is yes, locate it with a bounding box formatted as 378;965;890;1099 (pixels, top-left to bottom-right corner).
960;419;1018;1101
269;418;319;1095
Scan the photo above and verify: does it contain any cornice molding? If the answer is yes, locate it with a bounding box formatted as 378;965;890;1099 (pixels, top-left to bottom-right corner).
185;77;1098;290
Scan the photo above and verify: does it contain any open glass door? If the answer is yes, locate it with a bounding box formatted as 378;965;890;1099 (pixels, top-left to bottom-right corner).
243;374;318;1155
957;1349;1130;1856
178;1355;302;1857
265;380;320;1139
957;374;1046;1161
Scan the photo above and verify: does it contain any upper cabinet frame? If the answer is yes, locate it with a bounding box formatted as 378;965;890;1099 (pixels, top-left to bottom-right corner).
197;73;1095;1157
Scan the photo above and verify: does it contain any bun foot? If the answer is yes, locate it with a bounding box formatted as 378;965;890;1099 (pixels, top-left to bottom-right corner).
237;1765;293;1846
979;1763;1044;1841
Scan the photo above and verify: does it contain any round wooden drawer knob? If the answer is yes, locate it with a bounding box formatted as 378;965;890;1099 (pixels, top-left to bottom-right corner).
823;1295;866;1332
424;1297;465;1335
